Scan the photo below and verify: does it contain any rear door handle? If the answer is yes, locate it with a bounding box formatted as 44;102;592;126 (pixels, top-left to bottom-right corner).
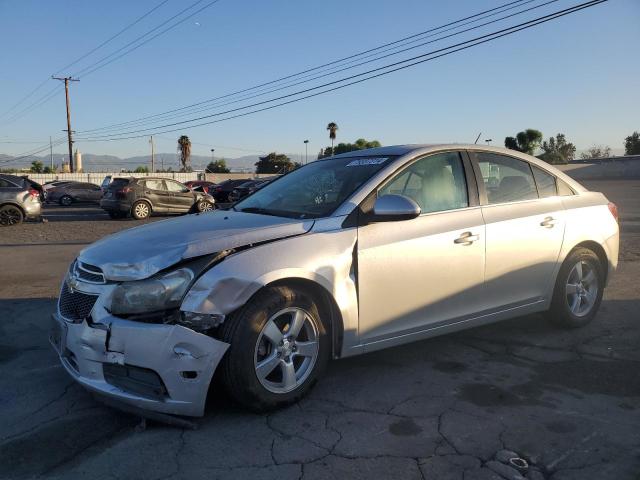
454;231;479;245
540;216;557;228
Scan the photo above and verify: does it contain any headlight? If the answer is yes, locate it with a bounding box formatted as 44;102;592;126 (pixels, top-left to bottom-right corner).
110;268;194;315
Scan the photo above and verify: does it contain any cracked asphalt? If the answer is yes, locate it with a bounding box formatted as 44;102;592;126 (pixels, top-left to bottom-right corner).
1;179;639;479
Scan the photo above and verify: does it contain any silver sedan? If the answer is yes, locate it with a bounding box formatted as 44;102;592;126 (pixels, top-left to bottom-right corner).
50;144;619;416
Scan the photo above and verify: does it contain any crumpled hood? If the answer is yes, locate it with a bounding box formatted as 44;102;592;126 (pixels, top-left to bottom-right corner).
79;211;314;281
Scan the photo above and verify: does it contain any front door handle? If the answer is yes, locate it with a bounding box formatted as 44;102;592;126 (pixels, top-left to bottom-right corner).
540;216;557;228
454;231;479;245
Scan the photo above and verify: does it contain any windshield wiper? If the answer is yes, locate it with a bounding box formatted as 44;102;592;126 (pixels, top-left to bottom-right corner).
239;207;284;217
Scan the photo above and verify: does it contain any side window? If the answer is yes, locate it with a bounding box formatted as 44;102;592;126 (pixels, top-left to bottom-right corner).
165;180;187;193
477;153;538;204
144;179;165;191
557;179;575;196
379;152;469;214
531;165;557;198
0;179;15;188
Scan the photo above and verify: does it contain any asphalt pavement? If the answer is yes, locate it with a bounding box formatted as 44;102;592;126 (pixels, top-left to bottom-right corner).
1;180;639;479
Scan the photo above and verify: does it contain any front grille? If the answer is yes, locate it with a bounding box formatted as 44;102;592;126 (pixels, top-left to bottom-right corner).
74;261;106;284
58;282;99;322
103;364;168;400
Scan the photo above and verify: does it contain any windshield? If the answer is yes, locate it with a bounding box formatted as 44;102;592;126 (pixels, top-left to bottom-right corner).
234;156;392;219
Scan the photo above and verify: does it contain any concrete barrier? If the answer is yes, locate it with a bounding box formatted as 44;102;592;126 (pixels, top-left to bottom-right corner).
557;156;640;179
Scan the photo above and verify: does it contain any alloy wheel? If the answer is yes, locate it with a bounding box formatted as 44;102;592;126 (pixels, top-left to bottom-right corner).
198;201;214;212
134;202;150;218
254;307;319;394
566;260;598;317
0;207;22;226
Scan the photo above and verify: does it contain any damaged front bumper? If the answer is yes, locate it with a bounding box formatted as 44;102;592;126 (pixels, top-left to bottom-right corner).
50;312;229;417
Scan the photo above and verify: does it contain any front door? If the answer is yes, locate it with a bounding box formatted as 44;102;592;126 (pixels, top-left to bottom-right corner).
471;151;565;309
165;180;195;212
357;151;486;346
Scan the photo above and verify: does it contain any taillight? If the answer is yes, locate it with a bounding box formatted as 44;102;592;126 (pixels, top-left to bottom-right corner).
115;186;132;199
28;188;39;198
608;202;619;223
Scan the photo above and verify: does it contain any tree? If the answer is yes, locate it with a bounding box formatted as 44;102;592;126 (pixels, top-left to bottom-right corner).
318;138;382;158
625;131;640;155
134;165;149;173
326;122;339;155
581;145;611;160
177;135;192;172
43;165;56;173
206;159;230;173
255;152;294;174
538;133;576;165
504;129;543;155
30;160;44;173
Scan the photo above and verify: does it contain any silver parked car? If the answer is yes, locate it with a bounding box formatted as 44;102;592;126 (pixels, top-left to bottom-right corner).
50;145;619;416
0;174;42;226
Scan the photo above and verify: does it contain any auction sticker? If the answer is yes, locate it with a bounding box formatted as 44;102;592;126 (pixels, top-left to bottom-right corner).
346;157;388;167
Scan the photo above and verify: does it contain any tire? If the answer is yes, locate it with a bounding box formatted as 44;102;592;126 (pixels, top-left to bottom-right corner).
196;200;215;213
59;195;73;206
131;200;151;220
0;205;24;226
547;247;604;328
218;285;330;412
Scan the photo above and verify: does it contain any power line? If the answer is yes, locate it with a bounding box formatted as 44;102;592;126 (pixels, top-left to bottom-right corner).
0;138;67;165
77;0;538;135
54;0;172;75
72;0;223;79
76;0;607;142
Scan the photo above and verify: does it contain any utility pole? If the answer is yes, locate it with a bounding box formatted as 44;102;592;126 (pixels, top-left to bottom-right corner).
149;136;155;173
304;139;309;165
49;136;53;170
52;76;79;172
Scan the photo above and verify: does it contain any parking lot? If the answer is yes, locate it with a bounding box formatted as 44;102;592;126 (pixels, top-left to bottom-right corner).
1;179;639;479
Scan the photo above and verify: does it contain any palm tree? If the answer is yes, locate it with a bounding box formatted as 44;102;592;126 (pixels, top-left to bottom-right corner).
177;135;192;172
326;122;338;155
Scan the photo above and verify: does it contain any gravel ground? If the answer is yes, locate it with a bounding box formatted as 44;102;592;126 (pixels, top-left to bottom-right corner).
0;179;639;480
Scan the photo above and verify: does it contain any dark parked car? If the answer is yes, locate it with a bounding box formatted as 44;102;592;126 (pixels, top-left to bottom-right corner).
47;182;103;206
100;177;215;220
184;180;216;194
228;178;273;203
0;174;42;226
210;179;250;203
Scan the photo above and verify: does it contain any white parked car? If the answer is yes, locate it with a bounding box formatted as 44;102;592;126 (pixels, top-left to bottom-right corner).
50;144;619;417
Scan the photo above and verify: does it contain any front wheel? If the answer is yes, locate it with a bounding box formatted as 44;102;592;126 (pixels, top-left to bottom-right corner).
547;247;604;328
218;285;330;411
196;200;215;213
0;205;24;226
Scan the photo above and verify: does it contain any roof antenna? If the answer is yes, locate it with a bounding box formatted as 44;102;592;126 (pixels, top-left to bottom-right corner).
474;132;482;144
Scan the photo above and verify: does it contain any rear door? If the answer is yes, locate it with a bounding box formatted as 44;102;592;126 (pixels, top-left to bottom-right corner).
165;180;195;212
142;179;170;211
470;151;566;309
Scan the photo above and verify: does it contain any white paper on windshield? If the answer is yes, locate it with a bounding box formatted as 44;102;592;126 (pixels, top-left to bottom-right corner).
346;157;388;167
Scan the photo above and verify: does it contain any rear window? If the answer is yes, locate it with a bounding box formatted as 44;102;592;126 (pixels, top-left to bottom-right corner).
109;179;131;189
0;178;20;188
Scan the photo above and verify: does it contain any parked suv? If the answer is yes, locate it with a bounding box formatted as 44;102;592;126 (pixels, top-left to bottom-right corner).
0;174;42;226
100;177;215;219
47;182;103;206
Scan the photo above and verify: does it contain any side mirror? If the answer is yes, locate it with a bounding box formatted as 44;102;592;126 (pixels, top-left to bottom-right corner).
371;194;421;222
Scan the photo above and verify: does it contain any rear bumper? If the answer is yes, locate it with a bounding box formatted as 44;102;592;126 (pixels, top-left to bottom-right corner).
50;312;229;417
603;231;619;286
24;199;41;218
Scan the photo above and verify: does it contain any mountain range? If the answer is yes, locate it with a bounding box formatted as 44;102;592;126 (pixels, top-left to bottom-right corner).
0;152;294;172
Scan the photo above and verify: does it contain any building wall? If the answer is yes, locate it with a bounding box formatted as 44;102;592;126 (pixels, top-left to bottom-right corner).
27;172;269;186
556;155;640;179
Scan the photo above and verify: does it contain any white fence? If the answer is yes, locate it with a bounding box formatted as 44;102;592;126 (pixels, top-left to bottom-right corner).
26;172;270;186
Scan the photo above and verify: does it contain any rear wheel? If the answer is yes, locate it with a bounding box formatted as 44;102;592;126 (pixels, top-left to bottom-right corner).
131;200;151;220
59;195;73;206
0;205;24;226
218;285;330;411
547;248;604;328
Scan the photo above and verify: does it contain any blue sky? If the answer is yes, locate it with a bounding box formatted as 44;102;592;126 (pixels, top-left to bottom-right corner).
0;0;638;163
